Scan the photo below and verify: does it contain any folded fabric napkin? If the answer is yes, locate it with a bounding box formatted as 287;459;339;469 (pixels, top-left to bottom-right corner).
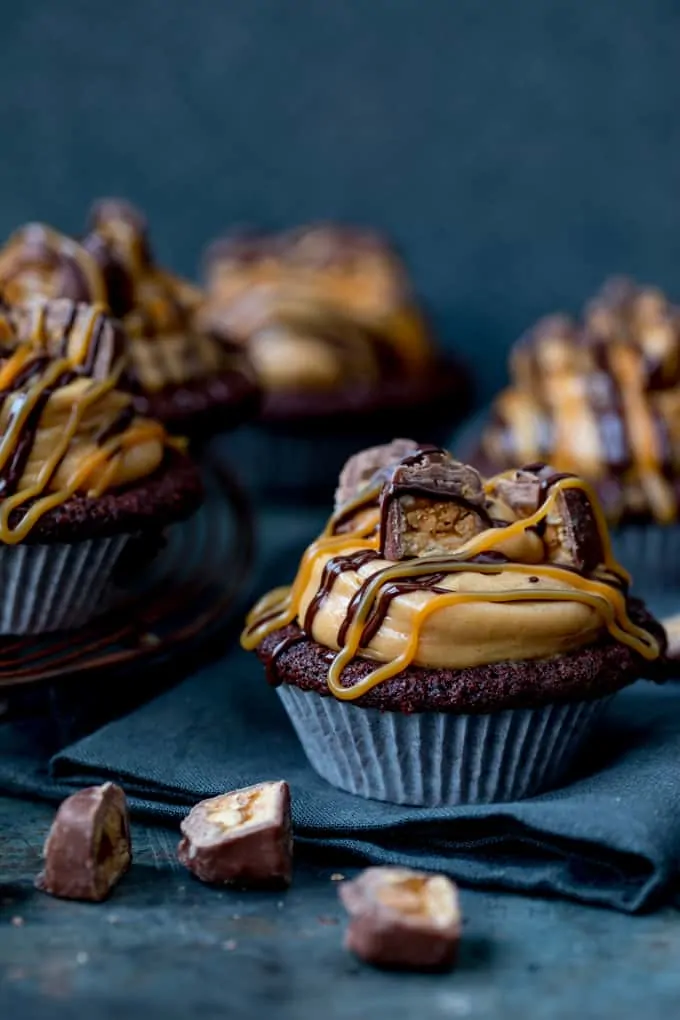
1;507;679;914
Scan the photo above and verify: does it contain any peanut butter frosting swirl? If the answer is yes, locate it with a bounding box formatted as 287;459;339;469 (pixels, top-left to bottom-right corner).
0;297;173;544
480;277;680;523
241;442;660;701
200;225;434;392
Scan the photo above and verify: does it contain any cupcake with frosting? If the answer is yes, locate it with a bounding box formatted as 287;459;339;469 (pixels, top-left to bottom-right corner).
0;208;260;439
200;225;470;497
0;296;202;633
466;278;680;592
241;440;664;805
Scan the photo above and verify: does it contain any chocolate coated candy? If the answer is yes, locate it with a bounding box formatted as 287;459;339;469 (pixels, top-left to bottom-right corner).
334;439;419;510
340;867;461;971
177;780;293;888
381;450;487;559
489;465;604;572
36;783;131;902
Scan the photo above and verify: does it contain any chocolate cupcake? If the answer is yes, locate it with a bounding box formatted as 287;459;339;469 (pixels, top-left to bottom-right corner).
0;296;202;633
241;441;664;805
465;278;680;595
0;211;260;439
200;225;470;497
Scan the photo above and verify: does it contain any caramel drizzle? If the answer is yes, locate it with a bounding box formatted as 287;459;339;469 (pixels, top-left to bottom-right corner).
0;302;167;544
241;474;661;698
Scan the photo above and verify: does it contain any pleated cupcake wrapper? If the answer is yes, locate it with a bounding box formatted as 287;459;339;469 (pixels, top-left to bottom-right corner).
0;535;130;634
611;523;680;604
278;686;612;806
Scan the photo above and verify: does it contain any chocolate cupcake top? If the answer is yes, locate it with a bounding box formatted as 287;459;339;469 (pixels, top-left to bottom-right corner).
0;296;178;544
241;442;661;701
199;224;434;394
479;278;680;524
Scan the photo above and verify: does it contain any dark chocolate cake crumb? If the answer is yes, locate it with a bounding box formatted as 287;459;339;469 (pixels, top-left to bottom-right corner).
258;600;665;714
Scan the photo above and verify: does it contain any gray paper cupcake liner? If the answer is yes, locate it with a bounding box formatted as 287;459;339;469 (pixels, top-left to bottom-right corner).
0;535;130;634
278;685;612;806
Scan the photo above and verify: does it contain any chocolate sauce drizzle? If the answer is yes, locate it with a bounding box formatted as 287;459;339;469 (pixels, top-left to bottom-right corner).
302;550;381;634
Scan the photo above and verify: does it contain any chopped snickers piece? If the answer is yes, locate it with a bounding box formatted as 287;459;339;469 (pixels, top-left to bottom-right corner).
339;867;461;971
36;783;131;902
380;450;488;559
335;439;420;510
487;465;604;572
177;780;292;888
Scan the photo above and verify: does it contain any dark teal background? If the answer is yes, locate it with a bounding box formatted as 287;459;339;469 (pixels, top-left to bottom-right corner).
1;0;679;400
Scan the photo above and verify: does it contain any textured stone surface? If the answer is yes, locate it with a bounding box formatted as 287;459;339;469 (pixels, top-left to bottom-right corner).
1;796;680;1019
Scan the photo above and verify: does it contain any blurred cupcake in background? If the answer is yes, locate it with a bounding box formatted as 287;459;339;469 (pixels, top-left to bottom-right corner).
0;207;260;441
199;224;471;498
0;296;202;633
461;278;680;597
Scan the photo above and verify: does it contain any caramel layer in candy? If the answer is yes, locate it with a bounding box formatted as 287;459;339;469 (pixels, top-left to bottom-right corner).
380;449;488;559
488;465;604;572
177;780;293;888
36;783;131;902
340;867;461;971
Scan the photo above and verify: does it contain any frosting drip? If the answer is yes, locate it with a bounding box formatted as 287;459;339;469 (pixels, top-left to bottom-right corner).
0;298;173;544
480;278;680;523
241;456;661;701
200;224;433;392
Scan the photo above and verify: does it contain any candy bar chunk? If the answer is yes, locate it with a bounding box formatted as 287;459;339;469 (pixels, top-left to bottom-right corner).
340;867;461;971
488;465;604;572
177;780;292;888
36;783;131;902
381;450;487;559
335;439;420;511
